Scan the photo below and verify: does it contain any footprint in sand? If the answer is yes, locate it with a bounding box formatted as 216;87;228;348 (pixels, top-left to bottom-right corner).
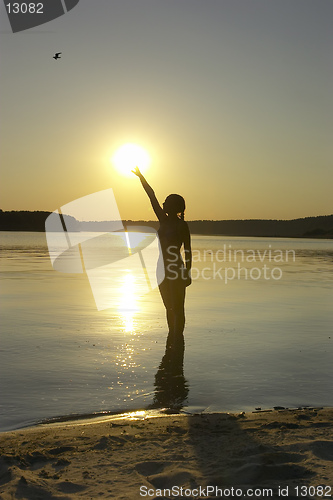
135;461;195;489
48;446;75;455
0;457;12;485
135;461;169;476
57;481;86;494
229;462;313;484
16;476;73;500
310;441;333;461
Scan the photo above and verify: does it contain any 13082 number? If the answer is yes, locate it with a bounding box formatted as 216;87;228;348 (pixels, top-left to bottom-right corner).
294;485;332;497
6;3;44;14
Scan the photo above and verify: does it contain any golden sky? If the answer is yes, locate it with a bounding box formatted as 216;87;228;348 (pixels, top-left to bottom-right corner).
0;0;332;220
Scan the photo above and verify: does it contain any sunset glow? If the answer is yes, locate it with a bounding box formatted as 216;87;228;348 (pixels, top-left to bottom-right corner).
1;1;332;220
111;144;150;177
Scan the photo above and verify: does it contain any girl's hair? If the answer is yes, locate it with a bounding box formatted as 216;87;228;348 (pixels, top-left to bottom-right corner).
164;194;186;219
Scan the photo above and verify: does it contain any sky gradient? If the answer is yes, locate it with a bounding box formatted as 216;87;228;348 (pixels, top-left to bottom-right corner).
0;0;332;221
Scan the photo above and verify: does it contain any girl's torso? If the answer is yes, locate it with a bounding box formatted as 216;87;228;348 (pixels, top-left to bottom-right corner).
158;218;186;278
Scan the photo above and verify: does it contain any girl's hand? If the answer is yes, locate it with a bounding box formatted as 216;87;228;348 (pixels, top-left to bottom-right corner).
185;276;192;287
184;268;192;287
132;166;142;177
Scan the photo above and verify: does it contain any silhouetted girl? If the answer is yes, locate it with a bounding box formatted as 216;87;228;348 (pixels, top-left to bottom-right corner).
132;167;192;347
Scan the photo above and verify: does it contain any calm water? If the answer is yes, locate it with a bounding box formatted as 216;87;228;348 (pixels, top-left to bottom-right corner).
0;231;332;431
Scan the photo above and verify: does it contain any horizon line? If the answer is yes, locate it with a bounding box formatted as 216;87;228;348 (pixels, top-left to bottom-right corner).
0;209;332;223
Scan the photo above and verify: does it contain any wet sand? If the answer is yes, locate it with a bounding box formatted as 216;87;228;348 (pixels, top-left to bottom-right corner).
0;408;332;499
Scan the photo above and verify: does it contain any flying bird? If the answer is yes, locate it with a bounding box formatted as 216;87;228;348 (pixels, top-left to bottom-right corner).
53;52;62;60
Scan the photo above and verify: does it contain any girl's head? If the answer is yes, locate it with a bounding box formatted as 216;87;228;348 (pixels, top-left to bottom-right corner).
163;194;186;220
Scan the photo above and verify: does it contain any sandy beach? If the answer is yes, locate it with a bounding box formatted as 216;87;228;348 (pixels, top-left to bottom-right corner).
0;408;332;499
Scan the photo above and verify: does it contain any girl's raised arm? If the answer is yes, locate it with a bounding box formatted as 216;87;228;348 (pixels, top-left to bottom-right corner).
132;167;166;221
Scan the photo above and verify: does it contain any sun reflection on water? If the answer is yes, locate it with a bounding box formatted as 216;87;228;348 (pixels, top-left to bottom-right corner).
118;272;140;333
108;271;146;404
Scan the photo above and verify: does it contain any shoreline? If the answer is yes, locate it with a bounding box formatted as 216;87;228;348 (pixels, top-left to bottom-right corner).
1;229;332;240
1;407;332;499
2;405;330;434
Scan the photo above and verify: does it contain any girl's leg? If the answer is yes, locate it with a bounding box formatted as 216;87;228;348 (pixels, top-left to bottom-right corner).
159;279;187;347
168;282;186;349
172;284;186;337
158;280;175;335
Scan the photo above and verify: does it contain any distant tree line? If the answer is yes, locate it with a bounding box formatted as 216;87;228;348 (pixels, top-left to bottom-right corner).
0;209;332;238
186;216;333;238
0;210;51;232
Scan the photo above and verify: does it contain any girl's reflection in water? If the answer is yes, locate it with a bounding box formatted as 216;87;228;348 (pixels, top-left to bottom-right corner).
149;333;189;411
116;273;188;409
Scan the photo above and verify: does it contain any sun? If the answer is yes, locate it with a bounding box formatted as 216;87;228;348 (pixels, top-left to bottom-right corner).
111;143;150;176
